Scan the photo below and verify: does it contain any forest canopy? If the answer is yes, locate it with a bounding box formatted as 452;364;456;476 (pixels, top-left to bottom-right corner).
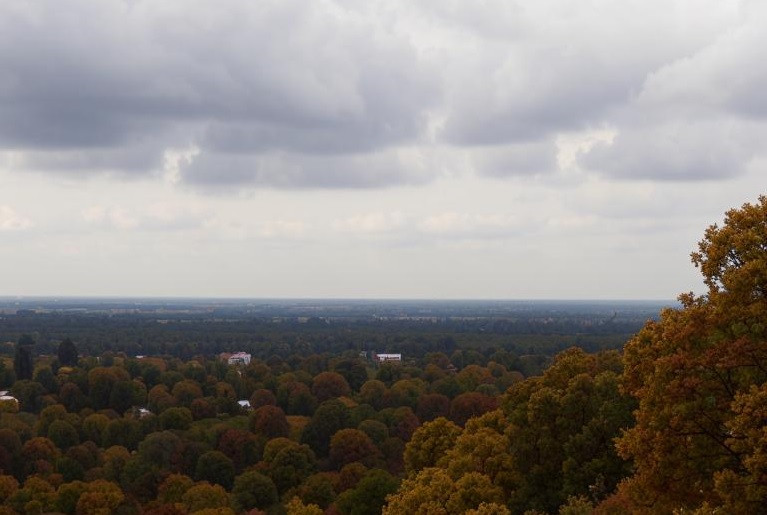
0;196;765;513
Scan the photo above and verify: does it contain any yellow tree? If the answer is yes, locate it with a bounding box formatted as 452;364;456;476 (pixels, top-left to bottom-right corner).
613;196;767;512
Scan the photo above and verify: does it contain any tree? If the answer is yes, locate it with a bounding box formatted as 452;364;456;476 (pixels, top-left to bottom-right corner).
87;367;130;410
0;475;18;504
358;419;389;447
301;399;351;457
449;392;498;427
415;393;450;422
249;388;277;409
195;451;235;490
329;429;381;469
285;497;323;515
250;405;289;439
333;359;369;392
231;470;278;512
159;407;193;431
21;437;60;476
358;380;388;410
312;372;351;402
181;482;230;512
171;380;203;407
47;420;80;450
217;428;260;472
403;417;461;476
10;380;45;412
58;338;79;367
336;468;399;515
13;335;34;381
611;196;767;512
157;474;194;504
291;473;336;509
263;438;316;493
82;414;110;445
137;431;185;471
75;480;124;515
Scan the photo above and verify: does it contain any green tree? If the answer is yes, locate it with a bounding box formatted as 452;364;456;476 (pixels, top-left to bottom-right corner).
13;335;34;381
301;399;351;457
195;451;235;490
47;420;80;451
336;468;399;515
263;438;316;493
231;470;278;512
57;338;79;367
159;407;193;431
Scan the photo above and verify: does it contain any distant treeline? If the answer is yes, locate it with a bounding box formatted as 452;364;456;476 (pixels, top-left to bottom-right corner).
0;310;652;377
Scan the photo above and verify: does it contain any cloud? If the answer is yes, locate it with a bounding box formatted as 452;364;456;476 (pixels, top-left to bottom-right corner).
470;140;558;177
259;220;306;239
333;212;408;235
0;206;32;231
81;203;205;231
418;212;521;237
438;0;741;145
580;119;758;181
576;4;767;181
0;0;438;187
0;0;760;190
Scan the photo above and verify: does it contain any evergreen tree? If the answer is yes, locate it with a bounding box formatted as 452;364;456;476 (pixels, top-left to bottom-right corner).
13;335;34;381
57;338;78;367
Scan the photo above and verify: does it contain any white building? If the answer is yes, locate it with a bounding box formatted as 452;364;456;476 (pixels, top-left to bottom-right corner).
228;352;252;365
375;353;402;363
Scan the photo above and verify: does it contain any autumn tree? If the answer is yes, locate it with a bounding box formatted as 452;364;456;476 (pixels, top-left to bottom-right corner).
403;417;461;476
449;392;498;427
415;393;450;422
157;473;194;504
312;372;351;402
181;482;230;512
250;405;289;439
382;467;502;515
358;380;388;410
75;480;124;515
611;196;767;512
329;428;382;469
217;428;261;472
249;388;277;409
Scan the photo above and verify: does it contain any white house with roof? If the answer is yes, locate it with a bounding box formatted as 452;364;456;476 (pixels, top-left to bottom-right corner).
374;353;402;363
227;352;251;365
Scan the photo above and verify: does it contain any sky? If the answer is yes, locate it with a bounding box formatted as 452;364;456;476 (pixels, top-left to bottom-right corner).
0;0;765;300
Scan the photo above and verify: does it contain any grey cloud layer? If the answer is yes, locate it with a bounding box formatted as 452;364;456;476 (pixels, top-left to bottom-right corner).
0;0;763;187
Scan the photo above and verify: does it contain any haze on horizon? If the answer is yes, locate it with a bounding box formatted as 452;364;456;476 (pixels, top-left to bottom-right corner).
0;0;765;300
